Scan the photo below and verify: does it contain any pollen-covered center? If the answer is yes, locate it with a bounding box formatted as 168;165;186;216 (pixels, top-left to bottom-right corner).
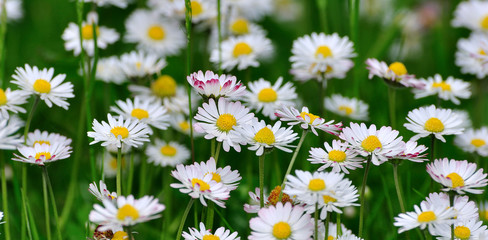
388;62;407;76
33;140;51;146
179;121;190;131
258;88;278;102
417;211;436;222
131;108;149;120
233;42;253;57
231;18;249;35
361;135;382;152
267;186;293;206
454;226;471;240
300;112;320;123
254;127;275;145
315;45;333;58
216;113;237;132
147;25;165;40
471;138;486;147
424;117;444;133
109;157;126;170
160;145;177;156
323;195;337;203
111;126;129;139
112;231;128;240
205;172;221;183
151;75;177;98
0;88;7;105
272;221;292;239
308;178;326;191
191;1;203;16
338;105;353;115
481;15;488;30
447;172;465;188
35;152;52;160
33;79;51;93
191;178;210;191
328;150;347;162
202;235;220;240
480;49;487;56
116;204;139;221
432;81;451;91
81;24;100;40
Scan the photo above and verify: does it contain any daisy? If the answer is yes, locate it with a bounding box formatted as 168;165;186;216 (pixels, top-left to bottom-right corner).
193;157;241;191
366;58;423;88
99;151;127;178
125;9;185;57
390;140;428;163
413;74;471;105
11;64;75;109
95;57;126;84
244;187;268;213
145;139;190;167
87;114;152;149
170;163;230;208
210;33;273;71
426;158;488;194
174;0;217;24
317;223;353;240
452;0;488;33
434;219;487;240
243;77;297;120
12;142;72;166
1;0;22;22
337;233;364;240
170;113;201;136
308;140;363;174
84;0;130;8
339;122;405;165
232;118;298;156
226;15;266;37
110;97;170;131
62;11;119;56
147;0;180;17
275;105;342;136
453;109;473;130
0;87;29;119
223;0;273;21
0;211;3;223
290;32;355;81
93;226;127;240
423;192;478;221
187;70;246;99
324;94;369;121
404;105;464;142
455;32;488;79
249;202;313;240
454;127;488;157
89;180;117;202
119;51;167;79
193;98;254;152
89;195;165;230
162;87;199;115
182;222;240;240
479;201;488;221
26;129;72;147
0;116;23;150
311;177;359;219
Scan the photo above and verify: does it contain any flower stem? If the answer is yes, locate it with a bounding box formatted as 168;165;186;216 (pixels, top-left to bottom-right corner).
184;0;195;163
358;155;372;238
139;154;148;197
214;141;222;164
279;130;308;201
314;203;319;240
349;0;360;97
0;154;11;240
392;161;406;213
175;199;194;240
217;0;222;74
316;0;328;33
116;147;122;196
205;202;215;230
324;211;330;240
214;207;234;232
388;86;396;129
20;188;33;240
259;154;266;208
42;166;62;240
336;213;341;238
42;168;52;240
127;152;135;195
449;191;455;240
0;0;7;87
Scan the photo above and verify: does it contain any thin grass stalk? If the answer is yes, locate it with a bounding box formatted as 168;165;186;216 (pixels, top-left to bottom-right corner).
0;0;7;87
21;188;33;240
278;130;308;201
214;207;234;232
392;161;406;213
139;156;148;197
42;168;52;240
176;199;194;240
259;154;265;208
0;153;10;240
184;0;195;163
116;147;122;196
43;166;62;240
324;211;330;240
358;155;372;238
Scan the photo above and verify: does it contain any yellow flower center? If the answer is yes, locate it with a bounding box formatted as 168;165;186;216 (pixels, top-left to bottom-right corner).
323;195;337;203
254;127;275;145
328;236;334;240
480;49;487;55
257;88;278;102
328;150;347;162
191;178;210;191
272;221;292;239
81;24;100;40
447;172;465;188
151;75;177;98
116;204;139;221
33;140;51;146
160;145;177;156
308;178;326;191
136;62;142;69
454;226;471;240
147;25;165;40
315;45;333;58
388;62;408;76
338;105;353;115
35;152;51;160
0;88;7;105
33;79;51;93
230;18;249;34
111;127;129;139
471;138;486;147
191;1;203;16
361;135;382;152
203;235;220;240
109;157;126;170
481;210;488;221
432;81;451;91
206;172;221;183
424;117;444;133
233;42;253;57
300;112;320;123
179;121;190;131
131;108;149;120
216;113;237;132
417;211;436;222
481;15;488;30
112;231;128;240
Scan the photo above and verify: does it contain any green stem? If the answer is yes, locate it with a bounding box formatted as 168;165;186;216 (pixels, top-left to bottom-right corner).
314;203;319;240
424;229;432;240
217;0;222;74
388;86;396;129
316;0;328;33
214;141;222;164
43;166;62;240
184;0;195;163
214;207;234;232
116;147;122;196
20;188;33;240
23;97;40;144
0;154;11;240
430;135;436;162
127;153;135;195
139;155;147;197
205;202;215;230
336;213;341;238
392;162;406;213
0;0;7;87
42;168;52;240
211;139;215;157
349;0;360;97
259;154;265;208
324;211;330;240
449;191;455;240
193;200;198;227
358;155;372;238
175;199;194;240
279;130;308;201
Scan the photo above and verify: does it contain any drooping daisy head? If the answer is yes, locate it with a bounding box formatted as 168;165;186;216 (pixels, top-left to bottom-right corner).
89;180;117;203
182;222;240;240
0;87;29;119
11;64;75;109
110;96;170;131
389;140;429;163
187;70;246;99
452;0;488;33
12;142;72;166
427;158;488;194
455;32;488;79
454;127;488;157
243;77;297;120
413;74;471;105
0;116;24;150
193;157;241;191
404;105;464;142
95;57;126;85
27;129;72;148
308;139;363;174
145;139;190;167
324;94;369;121
275;105;342;136
366;58;424;89
119;51;167;79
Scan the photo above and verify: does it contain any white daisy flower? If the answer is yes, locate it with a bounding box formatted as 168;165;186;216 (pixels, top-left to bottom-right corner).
110;97;170;131
145;139;190;167
455;32;488;79
0;116;24;150
11;64;75;109
61;11;119;56
125;9;185;57
423;192;479;222
339;122;405;166
89;195;165;230
479;201;488;222
316;223;353;240
170;113;202;136
226;15;266;37
162;87;199;115
12;142;72;166
412;74;471;105
193;98;254;152
0;87;29;119
272;0;303;23
84;0;130;8
311;178;359;219
453;109;473;130
93;227;127;240
193;157;241;191
452;0;488;33
95;57;126;84
88;180;117;202
0;0;22;22
211;33;273;71
290;32;355;81
27;129;72;148
99;151;128;178
147;0;179;17
434;219;487;240
177;0;217;23
404;105;464;142
244;187;268;214
119;51;167;79
249;202;313;240
224;0;273;21
187;70;246;99
308;140;363;174
324;94;369;121
275;105;342;136
337;233;364;240
366;58;424;88
427;158;488;194
390;140;428;163
454;127;488;157
87;114;152;149
182;222;240;240
243;77;297;120
170;163;230;208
